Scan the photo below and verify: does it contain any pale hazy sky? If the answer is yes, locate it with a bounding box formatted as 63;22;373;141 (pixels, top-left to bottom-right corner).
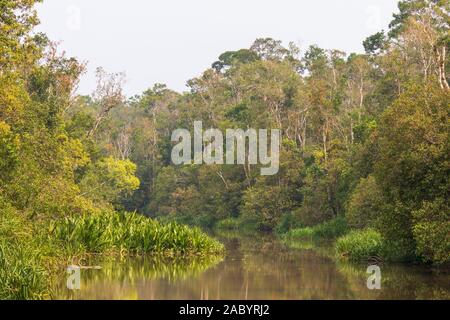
36;0;399;96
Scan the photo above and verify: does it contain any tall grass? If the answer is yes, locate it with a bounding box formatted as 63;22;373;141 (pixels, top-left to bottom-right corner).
335;229;384;262
0;240;50;300
51;212;224;256
0;206;53;300
283;216;349;241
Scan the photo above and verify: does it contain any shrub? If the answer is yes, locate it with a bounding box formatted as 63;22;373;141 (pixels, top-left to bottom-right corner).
274;212;302;234
335;229;384;262
313;216;349;239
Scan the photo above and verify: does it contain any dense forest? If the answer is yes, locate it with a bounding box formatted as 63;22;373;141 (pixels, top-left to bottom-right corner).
0;0;449;299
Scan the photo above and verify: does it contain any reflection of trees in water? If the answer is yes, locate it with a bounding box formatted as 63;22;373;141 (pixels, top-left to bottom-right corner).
210;232;357;300
282;236;450;300
336;262;450;300
56;254;223;300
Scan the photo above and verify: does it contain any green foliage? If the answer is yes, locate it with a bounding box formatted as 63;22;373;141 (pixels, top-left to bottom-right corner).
0;240;49;300
52;212;224;256
215;218;240;231
335;229;384;262
313;216;350;239
363;32;387;54
241;185;289;231
284;227;315;240
79;157;140;205
346;175;384;229
284;217;349;240
0;1;448;302
0;203;52;300
274;212;301;234
374;84;450;262
412;198;450;264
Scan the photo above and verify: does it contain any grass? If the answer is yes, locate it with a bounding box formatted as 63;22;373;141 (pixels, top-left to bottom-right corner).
335;229;384;262
0;240;51;300
0;206;54;300
51;211;224;256
215;217;240;230
283;216;349;241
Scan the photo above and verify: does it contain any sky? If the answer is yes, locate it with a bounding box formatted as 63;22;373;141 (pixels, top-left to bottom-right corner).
36;0;400;96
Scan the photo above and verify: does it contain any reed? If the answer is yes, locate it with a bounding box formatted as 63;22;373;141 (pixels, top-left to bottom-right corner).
52;212;224;256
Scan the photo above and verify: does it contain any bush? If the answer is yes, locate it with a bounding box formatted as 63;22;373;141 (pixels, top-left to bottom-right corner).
335;229;384;262
313;216;349;239
274;212;302;234
412;199;450;265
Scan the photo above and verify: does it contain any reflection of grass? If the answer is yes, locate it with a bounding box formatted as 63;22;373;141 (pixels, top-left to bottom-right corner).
281;237;336;259
282;239;315;250
284;233;450;300
93;254;224;282
55;254;224;298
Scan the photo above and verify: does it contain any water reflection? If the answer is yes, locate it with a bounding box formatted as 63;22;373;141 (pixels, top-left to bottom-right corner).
56;231;450;300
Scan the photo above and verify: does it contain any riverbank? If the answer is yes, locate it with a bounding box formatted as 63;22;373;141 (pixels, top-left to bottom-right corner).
282;217;449;267
212;215;449;267
0;209;224;300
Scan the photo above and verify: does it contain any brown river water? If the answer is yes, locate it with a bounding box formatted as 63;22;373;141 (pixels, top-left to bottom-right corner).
55;231;450;300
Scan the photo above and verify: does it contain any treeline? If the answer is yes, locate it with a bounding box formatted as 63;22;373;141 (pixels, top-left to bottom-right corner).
68;0;448;264
0;0;222;299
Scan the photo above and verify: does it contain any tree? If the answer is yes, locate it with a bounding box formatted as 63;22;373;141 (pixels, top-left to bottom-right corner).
363;32;387;55
374;84;449;260
212;49;259;72
250;38;290;61
87;68;126;138
80;157;140;205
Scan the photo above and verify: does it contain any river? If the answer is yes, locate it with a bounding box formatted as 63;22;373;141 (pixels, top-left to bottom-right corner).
56;231;450;300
